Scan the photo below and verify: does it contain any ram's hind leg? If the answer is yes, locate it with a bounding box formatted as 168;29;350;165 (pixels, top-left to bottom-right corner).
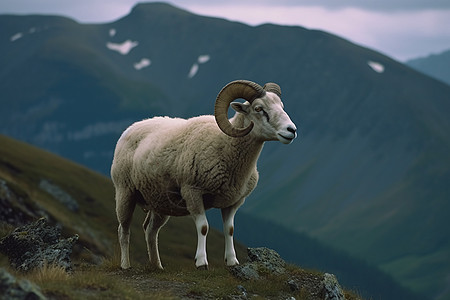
116;189;136;269
143;210;169;270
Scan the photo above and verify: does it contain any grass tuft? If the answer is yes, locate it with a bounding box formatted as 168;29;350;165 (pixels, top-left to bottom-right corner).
27;262;70;284
99;243;122;272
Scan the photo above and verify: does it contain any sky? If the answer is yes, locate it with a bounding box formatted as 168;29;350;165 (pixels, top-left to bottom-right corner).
1;0;450;62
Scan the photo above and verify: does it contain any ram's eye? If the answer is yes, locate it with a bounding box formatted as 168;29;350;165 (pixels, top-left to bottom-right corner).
255;106;263;112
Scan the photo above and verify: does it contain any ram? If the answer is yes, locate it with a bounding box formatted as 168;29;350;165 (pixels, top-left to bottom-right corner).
111;80;297;270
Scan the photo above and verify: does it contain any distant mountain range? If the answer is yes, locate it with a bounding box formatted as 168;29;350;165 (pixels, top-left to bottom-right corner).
406;49;450;86
1;3;449;299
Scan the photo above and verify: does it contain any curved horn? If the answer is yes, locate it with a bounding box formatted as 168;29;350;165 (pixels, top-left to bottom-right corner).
263;82;281;97
214;80;265;137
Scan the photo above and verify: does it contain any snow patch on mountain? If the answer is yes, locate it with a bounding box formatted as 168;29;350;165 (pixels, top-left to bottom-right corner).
10;27;45;42
10;33;23;42
368;61;385;73
188;64;200;78
188;54;211;78
134;58;151;70
106;40;138;55
198;55;210;64
109;28;116;37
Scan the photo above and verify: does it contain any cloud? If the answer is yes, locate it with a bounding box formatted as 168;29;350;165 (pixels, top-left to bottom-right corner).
0;0;135;23
2;0;449;21
184;3;450;60
172;0;450;11
1;0;449;60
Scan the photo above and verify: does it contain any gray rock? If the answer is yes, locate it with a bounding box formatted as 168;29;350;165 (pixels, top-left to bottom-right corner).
287;279;300;292
323;273;345;300
229;263;260;281
237;285;248;299
0;268;47;300
224;285;250;300
0;218;78;272
229;247;287;281
247;247;286;275
286;273;346;299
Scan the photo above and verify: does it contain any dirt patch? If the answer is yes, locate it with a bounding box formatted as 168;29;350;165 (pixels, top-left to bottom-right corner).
107;269;192;299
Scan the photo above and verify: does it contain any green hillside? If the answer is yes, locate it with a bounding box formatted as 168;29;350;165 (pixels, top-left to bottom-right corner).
0;134;238;268
1;2;450;299
0;134;368;299
0;131;418;300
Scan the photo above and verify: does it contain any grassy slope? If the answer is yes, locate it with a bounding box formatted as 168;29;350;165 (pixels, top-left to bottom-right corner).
0;134;360;299
0;133;246;267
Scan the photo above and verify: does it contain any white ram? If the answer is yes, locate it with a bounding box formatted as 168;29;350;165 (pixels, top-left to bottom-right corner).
111;80;297;270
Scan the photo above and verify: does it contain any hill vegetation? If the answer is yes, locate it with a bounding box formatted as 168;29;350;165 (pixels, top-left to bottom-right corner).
0;134;364;299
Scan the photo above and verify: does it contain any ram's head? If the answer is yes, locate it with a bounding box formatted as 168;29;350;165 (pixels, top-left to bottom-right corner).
214;80;297;144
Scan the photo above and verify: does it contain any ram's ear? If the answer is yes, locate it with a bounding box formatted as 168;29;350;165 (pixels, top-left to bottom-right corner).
230;101;251;115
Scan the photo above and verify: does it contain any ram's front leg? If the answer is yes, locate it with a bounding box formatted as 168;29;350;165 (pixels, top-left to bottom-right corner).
192;212;209;269
221;200;244;266
182;186;209;269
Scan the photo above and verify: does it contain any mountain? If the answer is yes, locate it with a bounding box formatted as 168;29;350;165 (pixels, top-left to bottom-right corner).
1;2;450;299
406;49;450;86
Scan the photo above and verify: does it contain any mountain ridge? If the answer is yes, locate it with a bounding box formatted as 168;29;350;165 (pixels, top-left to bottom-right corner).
406;49;450;86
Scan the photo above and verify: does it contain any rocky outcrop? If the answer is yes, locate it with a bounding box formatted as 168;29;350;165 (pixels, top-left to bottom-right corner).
0;268;46;300
247;247;287;275
229;262;261;281
0;218;78;272
323;273;346;300
229;247;346;300
229;247;286;280
288;272;346;300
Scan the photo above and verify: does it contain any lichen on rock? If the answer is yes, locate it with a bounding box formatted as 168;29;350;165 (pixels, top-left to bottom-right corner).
323;273;345;300
229;247;286;281
229;247;347;300
247;247;286;275
0;218;78;272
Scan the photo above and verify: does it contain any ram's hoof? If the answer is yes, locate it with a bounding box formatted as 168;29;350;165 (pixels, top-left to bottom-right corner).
196;264;209;271
225;257;240;267
146;264;164;272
